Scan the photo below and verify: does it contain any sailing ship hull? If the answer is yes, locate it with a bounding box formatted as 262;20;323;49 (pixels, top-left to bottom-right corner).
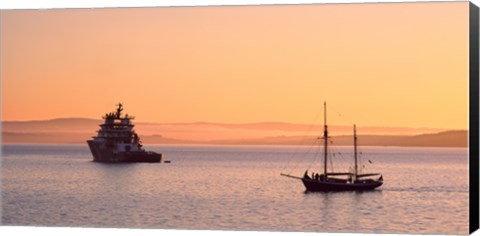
302;178;382;191
87;140;162;163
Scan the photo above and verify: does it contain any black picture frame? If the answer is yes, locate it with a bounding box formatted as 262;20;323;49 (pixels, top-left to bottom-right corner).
469;2;479;234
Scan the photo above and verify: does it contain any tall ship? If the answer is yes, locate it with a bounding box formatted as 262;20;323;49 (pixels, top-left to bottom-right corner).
87;103;162;163
282;102;383;191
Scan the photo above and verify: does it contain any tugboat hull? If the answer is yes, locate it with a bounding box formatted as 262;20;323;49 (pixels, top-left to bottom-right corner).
302;178;382;191
87;140;162;163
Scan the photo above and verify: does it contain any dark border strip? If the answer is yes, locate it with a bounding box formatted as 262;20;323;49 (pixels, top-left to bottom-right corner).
470;2;479;234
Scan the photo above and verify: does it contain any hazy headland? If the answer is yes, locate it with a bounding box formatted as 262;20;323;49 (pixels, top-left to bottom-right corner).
2;118;467;147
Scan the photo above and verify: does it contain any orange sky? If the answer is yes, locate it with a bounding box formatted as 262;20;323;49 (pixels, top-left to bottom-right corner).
0;2;469;130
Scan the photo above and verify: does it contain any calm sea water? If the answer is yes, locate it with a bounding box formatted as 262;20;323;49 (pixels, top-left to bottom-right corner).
1;144;468;234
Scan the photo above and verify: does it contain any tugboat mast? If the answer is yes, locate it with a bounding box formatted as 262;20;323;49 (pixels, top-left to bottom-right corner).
323;101;328;180
116;103;123;119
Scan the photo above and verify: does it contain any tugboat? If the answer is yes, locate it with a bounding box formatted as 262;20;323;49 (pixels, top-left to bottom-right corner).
87;103;162;163
281;102;383;191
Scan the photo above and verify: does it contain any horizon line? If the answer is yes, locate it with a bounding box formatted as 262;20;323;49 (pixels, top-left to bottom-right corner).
0;116;467;131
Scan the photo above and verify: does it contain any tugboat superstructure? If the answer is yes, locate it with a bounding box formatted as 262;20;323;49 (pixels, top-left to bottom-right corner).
87;103;162;163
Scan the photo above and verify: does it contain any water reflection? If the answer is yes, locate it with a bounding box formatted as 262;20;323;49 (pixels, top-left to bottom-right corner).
2;144;469;234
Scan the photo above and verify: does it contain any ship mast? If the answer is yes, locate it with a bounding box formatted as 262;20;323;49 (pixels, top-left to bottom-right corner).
354;124;358;182
323;101;328;180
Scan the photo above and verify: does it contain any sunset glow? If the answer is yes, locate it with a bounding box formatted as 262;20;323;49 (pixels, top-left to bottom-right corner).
1;2;469;130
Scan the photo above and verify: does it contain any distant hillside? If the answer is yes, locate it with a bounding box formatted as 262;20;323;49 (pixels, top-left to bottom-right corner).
3;118;445;135
1;131;467;147
3;118;101;133
3;132;93;144
1;118;465;147
2;132;185;145
212;130;467;147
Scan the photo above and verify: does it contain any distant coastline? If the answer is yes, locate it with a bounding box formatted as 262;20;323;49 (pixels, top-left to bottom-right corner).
1;118;467;147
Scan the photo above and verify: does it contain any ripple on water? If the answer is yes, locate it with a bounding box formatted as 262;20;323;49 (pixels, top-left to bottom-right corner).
1;145;469;234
